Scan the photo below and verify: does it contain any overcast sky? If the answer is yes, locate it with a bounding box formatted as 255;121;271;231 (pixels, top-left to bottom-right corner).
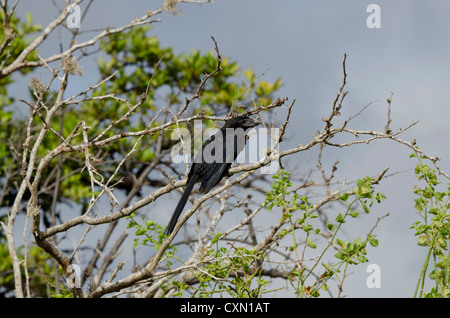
11;0;450;297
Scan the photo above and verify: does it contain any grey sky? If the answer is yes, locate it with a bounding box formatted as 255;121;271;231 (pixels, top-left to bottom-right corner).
11;0;450;297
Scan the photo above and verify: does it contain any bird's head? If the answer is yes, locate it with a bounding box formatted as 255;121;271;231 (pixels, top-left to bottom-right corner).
225;115;260;129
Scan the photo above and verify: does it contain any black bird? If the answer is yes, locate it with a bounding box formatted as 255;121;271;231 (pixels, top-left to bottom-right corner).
165;115;260;235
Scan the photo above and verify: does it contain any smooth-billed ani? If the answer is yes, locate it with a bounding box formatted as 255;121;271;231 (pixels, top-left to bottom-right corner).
165;115;260;235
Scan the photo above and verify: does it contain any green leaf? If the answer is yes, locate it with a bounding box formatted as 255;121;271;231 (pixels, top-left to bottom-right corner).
356;255;368;263
335;213;345;223
368;237;379;247
307;238;317;249
335;251;347;260
361;201;370;214
135;229;147;236
339;193;349;201
428;208;439;215
417;235;428;246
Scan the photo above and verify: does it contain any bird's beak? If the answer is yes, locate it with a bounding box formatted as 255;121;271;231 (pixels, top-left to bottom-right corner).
247;117;260;127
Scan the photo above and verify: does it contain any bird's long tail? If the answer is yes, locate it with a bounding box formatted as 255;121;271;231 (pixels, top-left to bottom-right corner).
165;174;198;235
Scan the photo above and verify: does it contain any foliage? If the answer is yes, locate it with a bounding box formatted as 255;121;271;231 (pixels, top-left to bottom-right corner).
193;236;271;298
0;239;69;297
0;10;282;297
125;170;386;298
410;152;450;298
2;24;282;208
262;170;385;297
0;11;42;105
126;212;177;268
0;11;42;206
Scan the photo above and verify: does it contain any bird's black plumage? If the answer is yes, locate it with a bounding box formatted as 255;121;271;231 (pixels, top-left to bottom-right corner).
165;115;259;235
